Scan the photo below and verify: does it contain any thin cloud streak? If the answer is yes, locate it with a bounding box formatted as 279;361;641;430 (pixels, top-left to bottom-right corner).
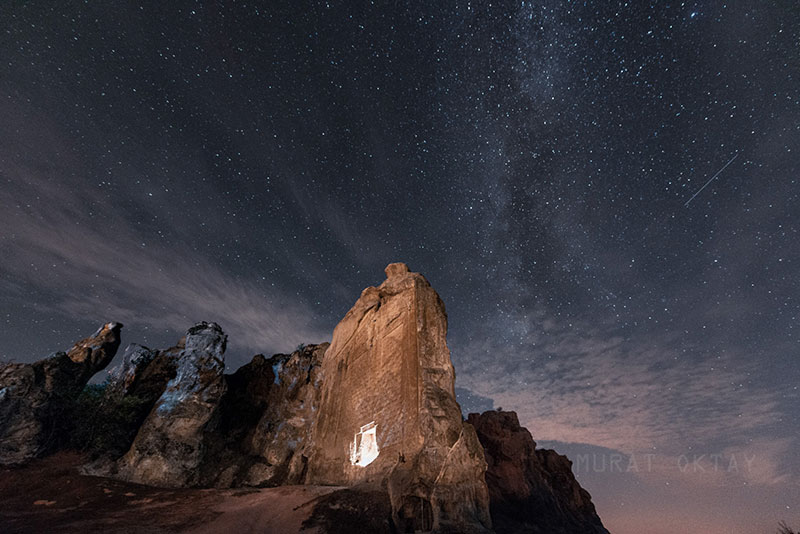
453;308;792;487
1;164;329;359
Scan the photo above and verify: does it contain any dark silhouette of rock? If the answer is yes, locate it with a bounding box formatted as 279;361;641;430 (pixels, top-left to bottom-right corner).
103;340;183;411
305;263;492;533
102;323;329;489
0;322;123;464
106;344;157;397
467;410;609;534
114;322;227;486
198;352;276;487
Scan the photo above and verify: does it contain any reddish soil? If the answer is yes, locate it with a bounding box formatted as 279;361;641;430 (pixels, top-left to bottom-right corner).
0;452;340;534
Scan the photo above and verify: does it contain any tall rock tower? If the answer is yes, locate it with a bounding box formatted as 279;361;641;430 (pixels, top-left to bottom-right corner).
305;263;491;533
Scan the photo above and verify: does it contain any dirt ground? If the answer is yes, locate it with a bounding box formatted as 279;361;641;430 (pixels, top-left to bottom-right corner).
0;452;342;534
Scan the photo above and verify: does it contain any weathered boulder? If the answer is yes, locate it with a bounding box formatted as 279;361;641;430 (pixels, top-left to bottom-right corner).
247;343;328;486
114;322;227;487
79;341;182;468
204;343;329;487
305;263;491;533
0;322;123;464
198;352;275;487
467;410;609;534
103;339;183;408
105;344;155;400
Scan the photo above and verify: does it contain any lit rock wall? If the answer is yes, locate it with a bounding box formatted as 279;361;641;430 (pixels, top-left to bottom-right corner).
305;263;491;533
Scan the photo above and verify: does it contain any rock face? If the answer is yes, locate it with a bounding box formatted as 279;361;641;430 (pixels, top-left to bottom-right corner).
305;263;491;533
467;410;609;534
204;343;328;488
115;322;227;486
0;323;122;464
106;323;329;489
104;341;182;404
0;264;611;532
77;341;182;465
246;343;328;486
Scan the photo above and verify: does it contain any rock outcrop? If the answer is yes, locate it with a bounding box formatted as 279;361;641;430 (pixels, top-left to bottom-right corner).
246;343;328;486
79;341;182;467
0;322;122;464
204;343;328;487
0;263;611;533
104;323;329;489
305;263;491;533
115;322;227;486
467;410;609;534
103;341;182;404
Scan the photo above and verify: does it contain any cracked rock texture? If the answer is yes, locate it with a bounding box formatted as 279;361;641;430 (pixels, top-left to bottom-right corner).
1;264;610;532
105;324;329;489
203;343;329;488
103;340;183;405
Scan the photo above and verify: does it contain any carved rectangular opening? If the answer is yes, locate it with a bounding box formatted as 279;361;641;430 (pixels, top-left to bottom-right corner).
350;421;379;467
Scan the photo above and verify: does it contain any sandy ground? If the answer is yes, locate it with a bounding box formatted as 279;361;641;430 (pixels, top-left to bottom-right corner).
191;486;343;534
0;452;343;534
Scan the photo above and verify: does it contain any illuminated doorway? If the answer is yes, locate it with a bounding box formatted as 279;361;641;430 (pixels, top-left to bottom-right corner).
350;421;379;467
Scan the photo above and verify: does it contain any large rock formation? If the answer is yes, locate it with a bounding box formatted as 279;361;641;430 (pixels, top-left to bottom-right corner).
103;340;182;404
103;323;329;489
78;340;183;466
246;343;328;486
0;322;122;464
114;322;227;486
467;410;609;534
305;263;491;533
0;263;610;533
204;343;329;487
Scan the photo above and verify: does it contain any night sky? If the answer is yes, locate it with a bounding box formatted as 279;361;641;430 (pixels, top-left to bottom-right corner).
1;2;798;532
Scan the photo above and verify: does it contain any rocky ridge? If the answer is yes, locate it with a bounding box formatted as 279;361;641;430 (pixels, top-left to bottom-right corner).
0;263;608;534
114;321;228;487
468;410;609;534
0;322;122;464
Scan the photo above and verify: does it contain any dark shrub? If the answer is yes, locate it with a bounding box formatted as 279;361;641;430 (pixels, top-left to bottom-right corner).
69;383;151;459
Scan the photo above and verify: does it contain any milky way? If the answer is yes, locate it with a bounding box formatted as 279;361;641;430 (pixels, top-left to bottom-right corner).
1;2;798;532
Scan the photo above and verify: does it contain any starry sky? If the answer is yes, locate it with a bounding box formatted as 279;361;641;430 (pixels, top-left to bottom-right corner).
1;2;798;532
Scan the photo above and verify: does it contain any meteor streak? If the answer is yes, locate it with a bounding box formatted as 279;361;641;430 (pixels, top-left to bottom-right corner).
684;153;739;207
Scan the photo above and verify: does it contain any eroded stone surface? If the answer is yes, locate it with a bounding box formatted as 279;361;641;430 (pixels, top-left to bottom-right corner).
0;263;610;532
0;322;123;464
115;322;227;487
104;340;183;407
80;341;183;472
203;343;328;488
305;263;491;532
468;410;609;534
246;343;328;486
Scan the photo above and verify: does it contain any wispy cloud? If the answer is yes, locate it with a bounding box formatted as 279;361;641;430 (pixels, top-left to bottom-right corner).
0;103;330;357
452;307;793;487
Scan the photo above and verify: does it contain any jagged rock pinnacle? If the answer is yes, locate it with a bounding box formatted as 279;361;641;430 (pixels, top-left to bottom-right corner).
384;262;410;278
